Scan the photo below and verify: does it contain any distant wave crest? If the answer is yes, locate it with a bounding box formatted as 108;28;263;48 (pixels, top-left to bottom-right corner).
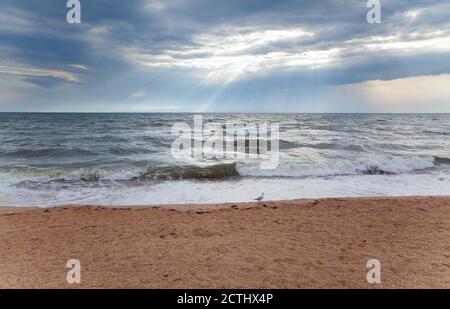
236;155;436;177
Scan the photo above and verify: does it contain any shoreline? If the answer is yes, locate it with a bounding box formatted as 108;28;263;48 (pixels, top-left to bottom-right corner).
1;196;449;288
2;194;450;210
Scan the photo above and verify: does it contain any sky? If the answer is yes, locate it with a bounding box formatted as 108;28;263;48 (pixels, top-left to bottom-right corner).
0;0;449;112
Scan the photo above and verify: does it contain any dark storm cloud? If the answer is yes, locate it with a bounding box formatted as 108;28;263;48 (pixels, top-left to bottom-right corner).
21;76;73;88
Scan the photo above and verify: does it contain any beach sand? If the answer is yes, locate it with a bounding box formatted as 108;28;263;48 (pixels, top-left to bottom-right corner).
0;196;449;288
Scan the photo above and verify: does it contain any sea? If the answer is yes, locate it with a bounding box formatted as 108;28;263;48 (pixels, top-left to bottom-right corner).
0;113;449;207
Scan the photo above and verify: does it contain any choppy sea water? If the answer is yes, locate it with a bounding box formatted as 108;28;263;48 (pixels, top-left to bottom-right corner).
0;113;449;207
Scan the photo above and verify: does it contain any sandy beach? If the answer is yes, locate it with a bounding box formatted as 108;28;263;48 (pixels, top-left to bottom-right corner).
0;196;449;288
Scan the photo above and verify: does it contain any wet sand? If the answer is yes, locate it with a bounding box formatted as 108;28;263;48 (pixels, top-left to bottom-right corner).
0;196;449;288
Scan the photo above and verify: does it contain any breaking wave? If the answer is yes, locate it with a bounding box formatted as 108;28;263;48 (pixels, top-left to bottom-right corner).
235;155;436;177
1;155;443;185
132;163;239;180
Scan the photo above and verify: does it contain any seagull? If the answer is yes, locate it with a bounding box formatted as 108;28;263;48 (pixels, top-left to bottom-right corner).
254;192;264;202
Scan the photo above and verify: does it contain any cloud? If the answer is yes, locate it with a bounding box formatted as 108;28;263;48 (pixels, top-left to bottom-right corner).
21;76;72;88
329;74;450;111
145;0;169;12
123;26;340;85
355;31;450;54
69;64;88;70
115;0;450;84
0;91;24;103
130;89;149;98
0;62;79;83
123;26;338;83
0;7;36;34
0;0;449;111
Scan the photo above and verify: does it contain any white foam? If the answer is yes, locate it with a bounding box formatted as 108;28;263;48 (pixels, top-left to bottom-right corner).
236;155;435;177
1;171;450;207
